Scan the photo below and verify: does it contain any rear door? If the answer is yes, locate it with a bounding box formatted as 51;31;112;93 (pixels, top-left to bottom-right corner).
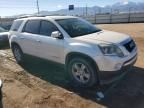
19;20;40;56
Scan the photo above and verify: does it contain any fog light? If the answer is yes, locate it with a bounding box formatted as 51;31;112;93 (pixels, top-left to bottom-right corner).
115;63;122;70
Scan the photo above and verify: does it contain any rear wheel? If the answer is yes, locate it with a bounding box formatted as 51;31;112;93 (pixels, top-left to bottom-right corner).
67;57;98;87
12;44;24;64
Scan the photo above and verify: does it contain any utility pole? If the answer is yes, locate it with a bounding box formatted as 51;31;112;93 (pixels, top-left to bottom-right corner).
98;7;101;14
110;8;113;23
128;7;132;23
86;4;88;16
83;8;85;17
94;8;97;24
0;16;1;25
36;0;40;15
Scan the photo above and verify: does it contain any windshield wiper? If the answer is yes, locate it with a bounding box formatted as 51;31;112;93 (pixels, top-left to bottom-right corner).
90;29;102;34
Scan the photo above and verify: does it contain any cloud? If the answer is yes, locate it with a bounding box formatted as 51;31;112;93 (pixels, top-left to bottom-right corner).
122;0;129;4
57;5;63;8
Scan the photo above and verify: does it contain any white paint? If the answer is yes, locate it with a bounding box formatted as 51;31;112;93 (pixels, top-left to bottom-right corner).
9;16;138;72
0;80;2;88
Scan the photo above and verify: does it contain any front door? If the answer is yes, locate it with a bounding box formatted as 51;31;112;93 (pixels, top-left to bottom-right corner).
37;20;64;63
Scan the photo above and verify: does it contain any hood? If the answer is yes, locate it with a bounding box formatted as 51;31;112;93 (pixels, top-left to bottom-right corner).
74;30;130;44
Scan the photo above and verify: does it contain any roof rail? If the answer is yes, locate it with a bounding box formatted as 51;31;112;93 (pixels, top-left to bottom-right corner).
18;14;67;19
18;15;48;19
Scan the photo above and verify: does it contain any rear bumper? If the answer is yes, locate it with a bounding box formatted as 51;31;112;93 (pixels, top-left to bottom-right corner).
99;54;137;85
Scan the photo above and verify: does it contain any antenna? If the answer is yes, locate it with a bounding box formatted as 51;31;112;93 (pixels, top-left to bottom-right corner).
36;0;40;15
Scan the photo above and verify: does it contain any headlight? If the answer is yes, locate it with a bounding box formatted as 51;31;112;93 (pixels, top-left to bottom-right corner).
98;43;124;57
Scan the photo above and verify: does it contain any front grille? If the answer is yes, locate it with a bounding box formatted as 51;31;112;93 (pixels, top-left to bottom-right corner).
123;39;136;52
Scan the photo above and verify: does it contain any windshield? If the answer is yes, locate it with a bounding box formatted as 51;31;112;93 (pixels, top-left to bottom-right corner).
56;18;101;38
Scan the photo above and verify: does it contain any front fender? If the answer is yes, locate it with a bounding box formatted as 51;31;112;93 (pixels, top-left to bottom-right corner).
64;42;102;59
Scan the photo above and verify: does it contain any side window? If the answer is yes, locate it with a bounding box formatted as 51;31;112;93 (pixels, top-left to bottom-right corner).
11;20;23;31
40;21;58;36
23;20;40;34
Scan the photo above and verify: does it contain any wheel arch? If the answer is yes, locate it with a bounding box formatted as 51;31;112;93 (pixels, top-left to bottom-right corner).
66;52;99;71
11;42;23;53
11;42;20;48
65;52;101;84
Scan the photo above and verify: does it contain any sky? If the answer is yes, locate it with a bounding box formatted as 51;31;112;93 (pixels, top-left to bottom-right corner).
0;0;143;17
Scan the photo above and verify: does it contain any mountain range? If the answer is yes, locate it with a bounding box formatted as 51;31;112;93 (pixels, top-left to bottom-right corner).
37;2;144;16
7;1;144;18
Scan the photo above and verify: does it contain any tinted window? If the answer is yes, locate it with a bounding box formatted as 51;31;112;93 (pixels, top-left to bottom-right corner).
56;18;101;38
23;20;40;34
40;21;58;36
11;20;23;31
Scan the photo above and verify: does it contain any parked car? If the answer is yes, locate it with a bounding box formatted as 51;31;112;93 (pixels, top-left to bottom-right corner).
0;27;9;47
0;26;7;32
9;16;137;87
1;25;11;31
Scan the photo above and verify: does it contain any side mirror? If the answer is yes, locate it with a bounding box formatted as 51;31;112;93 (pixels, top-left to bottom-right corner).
51;31;63;39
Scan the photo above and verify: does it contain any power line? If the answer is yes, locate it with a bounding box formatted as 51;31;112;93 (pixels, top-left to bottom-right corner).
0;0;36;7
0;7;35;8
0;0;34;2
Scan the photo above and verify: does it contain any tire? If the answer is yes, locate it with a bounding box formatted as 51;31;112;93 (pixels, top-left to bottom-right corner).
67;57;98;88
12;44;24;64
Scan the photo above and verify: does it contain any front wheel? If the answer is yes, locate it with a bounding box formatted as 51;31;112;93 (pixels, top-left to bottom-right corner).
67;58;98;87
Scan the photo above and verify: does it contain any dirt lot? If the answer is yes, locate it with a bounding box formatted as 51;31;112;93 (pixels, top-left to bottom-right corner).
0;23;144;108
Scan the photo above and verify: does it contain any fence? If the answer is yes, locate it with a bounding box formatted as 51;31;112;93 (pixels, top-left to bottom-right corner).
0;12;144;28
81;12;144;24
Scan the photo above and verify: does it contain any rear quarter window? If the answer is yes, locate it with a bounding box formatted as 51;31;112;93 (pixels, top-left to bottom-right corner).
10;20;23;31
22;20;40;34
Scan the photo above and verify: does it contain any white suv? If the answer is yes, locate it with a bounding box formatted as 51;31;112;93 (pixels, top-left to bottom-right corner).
9;16;137;87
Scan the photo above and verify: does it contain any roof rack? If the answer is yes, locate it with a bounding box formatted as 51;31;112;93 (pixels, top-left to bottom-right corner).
18;15;48;19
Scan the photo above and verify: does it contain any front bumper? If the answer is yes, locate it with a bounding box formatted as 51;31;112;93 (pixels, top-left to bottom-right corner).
98;54;137;84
